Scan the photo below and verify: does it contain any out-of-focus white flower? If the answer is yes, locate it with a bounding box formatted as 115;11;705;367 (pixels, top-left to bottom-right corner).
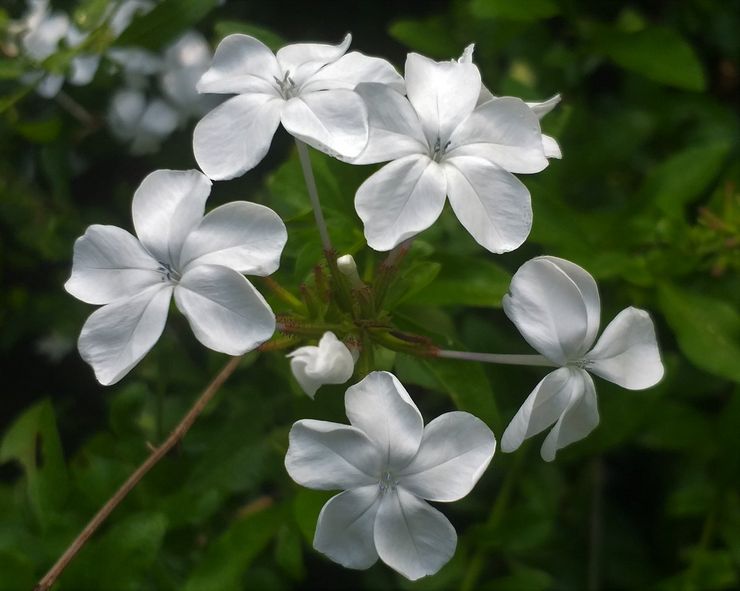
193;33;404;180
287;332;356;397
459;44;562;159
352;51;549;253
285;371;496;580
501;256;664;461
160;30;217;118
107;88;179;155
65;169;287;385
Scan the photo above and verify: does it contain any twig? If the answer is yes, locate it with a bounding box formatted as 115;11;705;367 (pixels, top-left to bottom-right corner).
34;355;244;591
294;139;332;253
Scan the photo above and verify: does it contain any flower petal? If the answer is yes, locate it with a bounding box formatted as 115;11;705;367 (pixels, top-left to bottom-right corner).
502;256;599;364
448;97;547;174
540;370;599;462
355;154;446;251
404;53;481;146
174;265;275;355
542;134;562;159
285;420;381;489
196;34;280;95
179;201;287;275
313;486;381;570
193;93;283;180
281;89;368;158
351;82;427;165
131;169;211;266
444;155;532;254
301;51;405;93
374;488;457;581
65;225;161;305
501;367;579;454
345;371;424;471
276;34;351;86
78;284;173;385
287;332;356;398
586;307;664;390
526;94;561;119
399;411;495;502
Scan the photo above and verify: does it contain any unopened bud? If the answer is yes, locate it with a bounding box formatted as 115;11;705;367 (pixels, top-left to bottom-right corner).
337;254;364;288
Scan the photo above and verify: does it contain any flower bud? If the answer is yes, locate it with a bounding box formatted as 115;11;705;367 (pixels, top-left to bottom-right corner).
287;332;356;398
336;254;364;288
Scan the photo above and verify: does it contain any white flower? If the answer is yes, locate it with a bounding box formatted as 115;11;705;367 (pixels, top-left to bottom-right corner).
65;169;287;385
285;371;496;580
287;332;357;398
458;44;562;159
501;256;664;461
192;33;404;180
108;89;180;154
160;30;218;118
352;51;550;253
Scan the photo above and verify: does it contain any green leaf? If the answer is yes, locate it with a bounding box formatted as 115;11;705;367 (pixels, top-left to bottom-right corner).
470;0;560;21
61;512;168;589
388;17;459;58
396;354;501;429
658;283;740;383
385;261;441;308
644;140;732;216
404;255;511;308
0;400;68;526
115;0;218;50
595;26;706;91
213;21;285;50
184;504;285;591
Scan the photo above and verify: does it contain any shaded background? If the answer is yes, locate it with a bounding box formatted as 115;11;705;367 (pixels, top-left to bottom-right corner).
1;0;739;589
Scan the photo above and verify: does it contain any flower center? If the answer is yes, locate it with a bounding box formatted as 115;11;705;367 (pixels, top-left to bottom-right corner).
378;470;398;494
431;136;451;163
274;71;298;99
157;261;181;283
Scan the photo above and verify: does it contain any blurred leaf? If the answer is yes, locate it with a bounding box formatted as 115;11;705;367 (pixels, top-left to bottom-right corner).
115;0;219;50
470;0;559;21
389;17;459;58
292;489;330;545
274;525;305;581
0;59;25;80
213;21;285;50
405;255;511;308
396;354;501;429
644;140;732;216
483;564;552;590
595;26;706;91
184;504;285;591
385;261;441;308
61;512;168;590
13;117;62;144
658;284;740;383
0;400;68;526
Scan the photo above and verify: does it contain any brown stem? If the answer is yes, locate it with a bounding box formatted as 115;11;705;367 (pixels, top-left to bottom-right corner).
34;355;244;591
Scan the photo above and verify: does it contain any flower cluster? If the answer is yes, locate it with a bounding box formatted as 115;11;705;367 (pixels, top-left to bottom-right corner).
64;29;664;582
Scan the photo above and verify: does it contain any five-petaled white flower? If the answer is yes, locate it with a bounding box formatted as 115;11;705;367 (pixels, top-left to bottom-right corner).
193;33;404;180
65;169;287;385
352;51;552;253
287;331;357;398
458;44;562;160
501;256;664;461
285;371;496;580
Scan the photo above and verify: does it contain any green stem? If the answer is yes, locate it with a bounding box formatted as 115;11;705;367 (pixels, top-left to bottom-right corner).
294;139;332;253
436;349;557;367
260;277;306;313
